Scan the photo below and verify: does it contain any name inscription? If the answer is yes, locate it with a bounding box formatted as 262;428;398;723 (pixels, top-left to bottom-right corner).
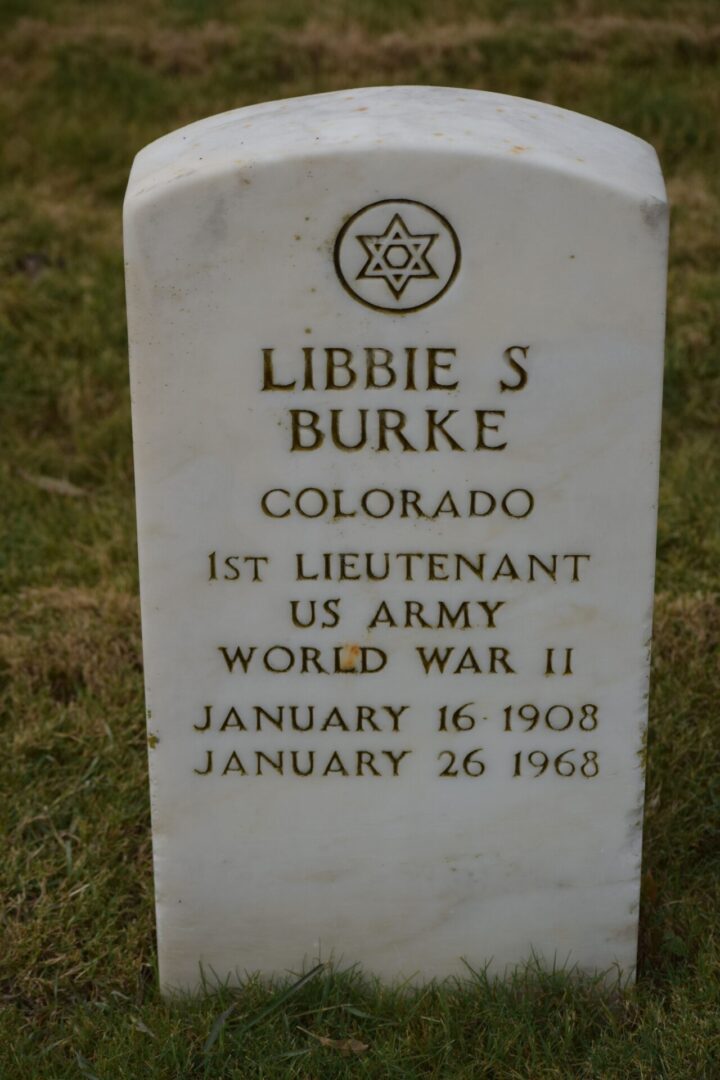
159;338;600;786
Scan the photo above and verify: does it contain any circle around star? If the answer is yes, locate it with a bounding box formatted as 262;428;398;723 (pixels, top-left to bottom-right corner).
334;199;461;313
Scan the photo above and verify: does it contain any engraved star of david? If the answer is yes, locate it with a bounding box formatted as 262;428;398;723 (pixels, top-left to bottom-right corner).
355;213;439;300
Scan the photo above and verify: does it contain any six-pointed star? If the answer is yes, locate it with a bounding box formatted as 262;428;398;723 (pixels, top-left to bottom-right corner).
356;213;438;299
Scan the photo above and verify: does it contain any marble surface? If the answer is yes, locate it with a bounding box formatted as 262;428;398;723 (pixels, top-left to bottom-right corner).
124;87;668;993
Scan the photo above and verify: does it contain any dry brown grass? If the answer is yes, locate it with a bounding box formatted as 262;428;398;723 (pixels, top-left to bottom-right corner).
0;585;141;704
653;591;720;669
4;9;720;89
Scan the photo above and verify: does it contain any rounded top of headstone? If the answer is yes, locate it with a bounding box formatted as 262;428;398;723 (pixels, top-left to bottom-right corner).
126;86;665;210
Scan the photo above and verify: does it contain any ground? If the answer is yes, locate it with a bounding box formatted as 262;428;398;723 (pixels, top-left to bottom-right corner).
0;1;719;1076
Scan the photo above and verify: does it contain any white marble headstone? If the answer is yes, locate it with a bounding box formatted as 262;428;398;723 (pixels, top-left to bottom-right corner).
124;87;667;993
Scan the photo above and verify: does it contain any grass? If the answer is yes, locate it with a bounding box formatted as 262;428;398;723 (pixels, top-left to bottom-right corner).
0;0;719;1075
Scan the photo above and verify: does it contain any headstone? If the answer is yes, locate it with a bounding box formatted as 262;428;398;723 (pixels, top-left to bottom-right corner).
124;87;667;993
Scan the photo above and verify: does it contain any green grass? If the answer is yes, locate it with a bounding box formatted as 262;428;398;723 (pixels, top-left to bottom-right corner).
1;1;719;1076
